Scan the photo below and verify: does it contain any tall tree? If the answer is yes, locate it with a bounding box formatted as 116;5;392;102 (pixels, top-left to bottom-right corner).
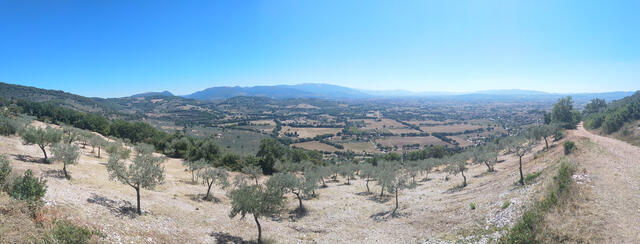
19;126;63;161
106;144;166;215
51;142;81;180
256;138;286;175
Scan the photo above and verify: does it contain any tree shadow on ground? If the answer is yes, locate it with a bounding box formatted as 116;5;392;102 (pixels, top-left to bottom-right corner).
86;193;138;218
443;184;466;194
473;170;497;178
186;193;221;203
210;232;254;244
41;169;65;179
287;207;307;221
355;191;373;196
11;154;48;164
367;195;391;203
370;209;409;222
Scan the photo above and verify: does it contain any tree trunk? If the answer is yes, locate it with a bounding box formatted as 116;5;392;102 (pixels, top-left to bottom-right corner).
392;187;399;216
365;178;370;192
63;163;69;180
346;177;350;185
461;171;467;187
136;187;142;215
254;177;259;186
39;145;48;161
254;215;262;244
321;178;326;187
544;137;549;151
295;192;303;210
380;186;384;198
205;181;213;200
519;156;524;185
191;170;195;183
485;162;493;172
98;147;101;158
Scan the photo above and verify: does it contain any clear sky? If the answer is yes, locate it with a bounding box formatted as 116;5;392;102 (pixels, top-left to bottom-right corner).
1;1;638;98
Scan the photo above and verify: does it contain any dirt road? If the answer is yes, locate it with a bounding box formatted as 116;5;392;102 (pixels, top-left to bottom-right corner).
567;124;640;242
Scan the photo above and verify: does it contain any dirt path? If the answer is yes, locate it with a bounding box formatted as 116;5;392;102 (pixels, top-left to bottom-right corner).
569;124;640;242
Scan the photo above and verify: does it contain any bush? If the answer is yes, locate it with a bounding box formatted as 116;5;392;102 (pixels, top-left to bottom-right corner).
563;141;577;155
525;171;542;183
53;220;95;244
502;201;511;209
0;155;11;188
584;113;605;129
469;202;476;210
10;170;47;203
0;115;19;136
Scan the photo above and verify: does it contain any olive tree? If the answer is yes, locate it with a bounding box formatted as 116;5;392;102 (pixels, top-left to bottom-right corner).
389;171;409;216
531;124;556;151
375;161;399;198
19;126;63;161
242;165;263;185
89;135;108;158
51;142;81;180
338;161;356;184
267;172;308;213
228;182;285;243
359;163;376;193
184;159;208;183
106;144;166;215
420;158;439;181
512;137;534;185
199;167;229;201
444;153;469;187
471;146;497;172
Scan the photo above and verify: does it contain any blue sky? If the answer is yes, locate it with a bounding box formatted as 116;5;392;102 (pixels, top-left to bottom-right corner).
1;1;638;97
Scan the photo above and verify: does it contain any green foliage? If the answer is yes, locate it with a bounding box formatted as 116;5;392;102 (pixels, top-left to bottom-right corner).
596;91;640;134
584;113;605;129
51;142;81;180
338;161;356;184
242;165;263;185
53;220;95;244
563;141;577;155
501;160;575;243
444;153;469;187
228;180;285;243
0;113;21;136
405;145;447;161
0;155;11;189
525;171;542;183
501;201;511;209
551;96;580;129
383;152;401;161
469;202;476;210
583;98;607;117
184;159;208;183
199;167;229;201
10;170;47;203
19;126;63;160
256;138;286;175
218;154;243;171
106;144;166;214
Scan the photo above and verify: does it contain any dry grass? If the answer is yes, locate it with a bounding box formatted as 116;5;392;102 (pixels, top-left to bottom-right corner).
420;124;484;133
0;128;570;243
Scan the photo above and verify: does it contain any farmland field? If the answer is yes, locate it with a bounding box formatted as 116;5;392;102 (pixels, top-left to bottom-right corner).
377;136;450;148
280;126;342;138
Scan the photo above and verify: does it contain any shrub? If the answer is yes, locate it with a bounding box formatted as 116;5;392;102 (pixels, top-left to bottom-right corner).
53;220;94;244
0;155;11;188
469;202;476;210
502;201;511;209
10;170;47;203
525;171;542;183
563;141;577;155
0;115;19;136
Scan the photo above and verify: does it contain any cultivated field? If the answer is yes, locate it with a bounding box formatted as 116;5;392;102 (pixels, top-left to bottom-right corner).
377;136;451;148
280;126;341;138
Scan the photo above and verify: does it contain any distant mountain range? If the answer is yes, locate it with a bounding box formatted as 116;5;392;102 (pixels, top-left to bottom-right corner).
128;83;635;104
131;90;174;98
